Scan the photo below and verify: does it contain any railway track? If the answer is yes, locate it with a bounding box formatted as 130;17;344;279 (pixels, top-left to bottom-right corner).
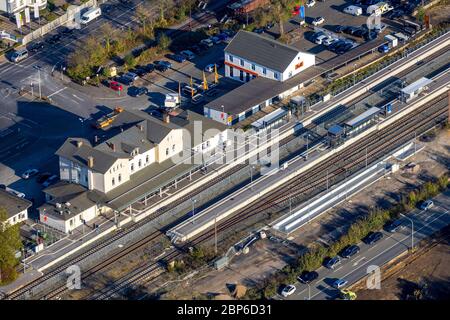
7;42;448;300
77;94;448;300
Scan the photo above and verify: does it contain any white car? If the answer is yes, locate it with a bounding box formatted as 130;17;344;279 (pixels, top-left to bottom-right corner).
333;279;348;289
204;64;216;73
312;17;325;26
322;37;336;46
315;34;328;45
420;200;434;210
306;0;316;7
281;284;296;297
22;169;39;179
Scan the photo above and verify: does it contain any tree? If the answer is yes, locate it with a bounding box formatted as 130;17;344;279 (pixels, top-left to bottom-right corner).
0;208;22;285
136;4;150;31
99;22;115;55
270;0;295;37
416;6;426;23
157;33;172;51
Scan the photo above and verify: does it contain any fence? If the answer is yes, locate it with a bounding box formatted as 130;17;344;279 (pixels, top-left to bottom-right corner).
21;0;103;45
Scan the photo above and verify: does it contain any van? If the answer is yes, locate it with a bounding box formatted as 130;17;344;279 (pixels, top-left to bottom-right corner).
343;5;363;16
10;49;28;63
80;7;102;24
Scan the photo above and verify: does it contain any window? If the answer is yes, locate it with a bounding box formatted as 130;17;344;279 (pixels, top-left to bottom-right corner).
146;155;149;163
240;59;244;66
138;159;142;168
118;174;122;183
274;72;279;79
251;64;255;71
288;71;292;78
131;163;134;172
229;55;233;62
166;148;169;156
112;178;115;186
263;67;267;75
172;144;175;152
70;219;73;227
229;66;234;77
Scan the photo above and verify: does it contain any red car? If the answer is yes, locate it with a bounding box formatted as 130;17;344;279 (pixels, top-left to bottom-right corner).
110;81;123;91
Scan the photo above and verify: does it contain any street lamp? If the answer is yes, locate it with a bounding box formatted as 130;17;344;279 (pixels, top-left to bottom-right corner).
307;283;311;300
400;213;414;251
191;198;197;223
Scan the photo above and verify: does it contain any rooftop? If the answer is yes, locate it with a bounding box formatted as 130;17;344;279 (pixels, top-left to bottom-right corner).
0;189;32;219
225;30;304;73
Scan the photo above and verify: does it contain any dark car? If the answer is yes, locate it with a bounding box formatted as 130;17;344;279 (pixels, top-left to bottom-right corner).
253;27;264;34
364;31;378;41
344;26;360;36
155;64;168;72
297;271;319;284
155;60;172;68
325;256;341;269
28;41;44;52
143;63;155;73
117;75;134;85
189;45;203;55
340;245;360;259
47;34;62;44
335;25;346;33
37;172;52;184
60;27;73;35
128;86;148;97
168;54;186;63
385;220;406;233
364;232;384;245
133;67;148;77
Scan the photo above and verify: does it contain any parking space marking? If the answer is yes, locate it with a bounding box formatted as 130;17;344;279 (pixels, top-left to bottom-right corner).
47;87;67;98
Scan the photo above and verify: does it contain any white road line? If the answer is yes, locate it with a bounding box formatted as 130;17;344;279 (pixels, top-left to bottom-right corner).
72;94;85;102
309;209;449;300
47;87;67;98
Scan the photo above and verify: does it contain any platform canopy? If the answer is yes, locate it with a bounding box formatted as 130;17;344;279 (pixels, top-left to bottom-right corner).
401;77;432;96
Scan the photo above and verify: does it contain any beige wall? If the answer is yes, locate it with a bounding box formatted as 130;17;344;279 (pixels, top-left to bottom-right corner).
155;128;184;163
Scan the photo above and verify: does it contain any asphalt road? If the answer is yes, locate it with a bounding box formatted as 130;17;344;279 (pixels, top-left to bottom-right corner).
275;190;450;300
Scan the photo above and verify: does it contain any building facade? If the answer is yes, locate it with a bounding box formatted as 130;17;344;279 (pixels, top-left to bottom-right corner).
0;0;47;14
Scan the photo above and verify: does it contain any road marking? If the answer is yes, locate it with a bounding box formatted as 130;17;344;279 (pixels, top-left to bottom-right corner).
309;210;449;300
72;94;85;102
47;87;67;98
352;256;366;266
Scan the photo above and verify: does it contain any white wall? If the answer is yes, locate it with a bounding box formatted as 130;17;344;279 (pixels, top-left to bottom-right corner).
6;208;28;226
281;52;315;81
204;107;232;125
39;205;97;233
128;148;155;175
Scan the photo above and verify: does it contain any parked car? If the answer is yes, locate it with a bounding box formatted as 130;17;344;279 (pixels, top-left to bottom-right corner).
47;34;62;44
28;41;44;52
385;219;406;233
200;38;214;47
123;72;139;81
22;169;39;179
10;49;28;63
253;27;265;34
205;88;219;97
364;231;384;245
37;172;52;184
306;0;316;7
315;34;328;45
322;37;336;46
420;200;434;210
155;60;172;68
143;63;155;73
180;50;195;60
168;54;186;63
42;175;58;187
210;36;221;44
298;271;319;284
128;86;148;97
312;17;325;26
332;279;348;289
335;25;346;33
117;76;133;85
133;66;148;77
281;284;296;297
60;26;74;35
109;81;123;91
325;256;341;269
155;64;168;72
343;26;360;35
204;64;217;73
340;245;360;258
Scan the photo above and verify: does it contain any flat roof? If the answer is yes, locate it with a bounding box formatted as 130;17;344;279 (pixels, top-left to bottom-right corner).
252;108;287;129
345;107;381;128
401;77;432;95
0;189;32;219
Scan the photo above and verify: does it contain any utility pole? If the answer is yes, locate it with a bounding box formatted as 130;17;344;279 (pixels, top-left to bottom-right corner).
38;68;42;99
214;212;218;255
400;213;414;251
191;199;197;223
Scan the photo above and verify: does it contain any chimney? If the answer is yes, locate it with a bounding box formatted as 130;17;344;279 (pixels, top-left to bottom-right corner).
94;135;99;144
163;112;170;124
87;156;94;168
137;124;143;131
76;140;83;148
110;142;116;152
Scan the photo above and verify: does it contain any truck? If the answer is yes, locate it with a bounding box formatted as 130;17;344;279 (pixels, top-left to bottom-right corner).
378;34;398;53
343;5;363;16
339;289;357;300
367;2;393;15
80;7;102;25
93;107;123;129
164;93;180;110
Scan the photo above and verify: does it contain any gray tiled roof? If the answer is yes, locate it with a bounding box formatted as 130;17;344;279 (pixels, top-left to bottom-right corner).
38;189;96;221
225;30;302;72
0;189;32;219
